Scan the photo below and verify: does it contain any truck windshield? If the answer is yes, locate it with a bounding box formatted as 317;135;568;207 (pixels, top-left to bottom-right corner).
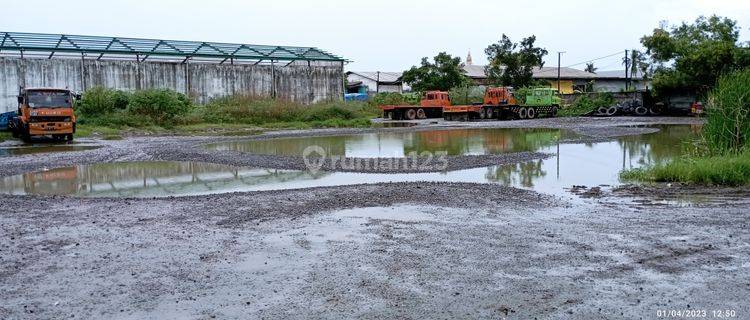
27;91;72;108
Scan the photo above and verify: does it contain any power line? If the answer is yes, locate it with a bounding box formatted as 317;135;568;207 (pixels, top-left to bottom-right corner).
564;51;624;68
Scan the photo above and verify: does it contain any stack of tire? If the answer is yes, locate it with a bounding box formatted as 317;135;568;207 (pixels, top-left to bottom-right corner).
591;100;662;117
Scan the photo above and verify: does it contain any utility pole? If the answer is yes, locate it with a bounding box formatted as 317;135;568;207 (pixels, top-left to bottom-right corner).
376;71;380;94
624;50;629;91
557;52;565;93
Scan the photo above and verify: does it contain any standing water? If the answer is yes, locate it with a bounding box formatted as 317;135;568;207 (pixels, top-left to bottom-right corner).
0;125;700;197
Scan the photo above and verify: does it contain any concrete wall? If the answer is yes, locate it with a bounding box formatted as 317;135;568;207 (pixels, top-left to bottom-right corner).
0;57;343;112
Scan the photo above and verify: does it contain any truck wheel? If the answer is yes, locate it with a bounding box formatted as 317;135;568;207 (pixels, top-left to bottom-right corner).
550;106;559;117
479;108;487;119
406;109;417;120
485;108;494;119
66;134;74;142
527;108;536;119
518;107;528;119
416;108;426;119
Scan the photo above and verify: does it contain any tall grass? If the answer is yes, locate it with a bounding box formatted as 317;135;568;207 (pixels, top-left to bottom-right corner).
620;68;750;185
193;95;378;126
76;88;379;131
620;152;750;186
702;68;750;154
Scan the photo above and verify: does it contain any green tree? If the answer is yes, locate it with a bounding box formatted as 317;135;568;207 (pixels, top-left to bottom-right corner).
641;15;750;93
584;62;597;74
401;52;470;91
484;34;548;87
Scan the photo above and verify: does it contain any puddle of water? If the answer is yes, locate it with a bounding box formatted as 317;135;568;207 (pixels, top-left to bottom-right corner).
204;127;568;158
0;144;100;157
0;125;700;198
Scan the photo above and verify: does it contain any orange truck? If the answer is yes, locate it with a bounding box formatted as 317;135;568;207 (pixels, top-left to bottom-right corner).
379;91;449;120
10;87;79;142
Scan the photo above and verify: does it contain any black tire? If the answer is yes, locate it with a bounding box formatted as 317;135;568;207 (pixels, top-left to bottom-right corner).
485;108;494;119
518;107;528;119
66;134;74;142
550;106;559;117
634;106;648;116
527;108;536;119
405;108;417;120
597;107;608;115
416;108;426;119
606;106;618;116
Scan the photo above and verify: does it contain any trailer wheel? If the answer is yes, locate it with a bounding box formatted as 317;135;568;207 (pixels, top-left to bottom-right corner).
405;108;417;120
416;108;426;119
634;106;648;116
518;107;528;119
527;108;536;119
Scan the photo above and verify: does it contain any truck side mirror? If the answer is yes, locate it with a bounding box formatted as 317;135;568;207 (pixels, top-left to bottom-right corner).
17;96;23;104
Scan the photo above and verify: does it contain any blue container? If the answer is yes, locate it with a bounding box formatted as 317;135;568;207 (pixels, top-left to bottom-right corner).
0;111;17;131
344;93;369;102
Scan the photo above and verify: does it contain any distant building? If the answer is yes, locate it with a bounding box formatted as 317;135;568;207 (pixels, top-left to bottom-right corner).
462;52;648;93
345;71;408;94
590;70;649;92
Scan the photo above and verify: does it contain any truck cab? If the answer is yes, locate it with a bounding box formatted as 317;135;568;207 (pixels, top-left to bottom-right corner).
523;87;561;107
483;87;517;106
420;91;451;108
10;87;79;142
379;91;449;120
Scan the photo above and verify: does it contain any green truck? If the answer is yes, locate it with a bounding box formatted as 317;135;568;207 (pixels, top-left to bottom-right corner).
504;87;561;120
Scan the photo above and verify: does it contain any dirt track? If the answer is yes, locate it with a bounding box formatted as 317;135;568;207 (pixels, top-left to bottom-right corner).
1;116;748;319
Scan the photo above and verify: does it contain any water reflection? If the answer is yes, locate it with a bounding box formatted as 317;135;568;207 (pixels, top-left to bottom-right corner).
0;145;100;157
0;125;700;198
0;162;311;197
204;128;567;158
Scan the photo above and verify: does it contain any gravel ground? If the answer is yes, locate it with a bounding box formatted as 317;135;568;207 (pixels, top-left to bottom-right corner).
2;116;748;319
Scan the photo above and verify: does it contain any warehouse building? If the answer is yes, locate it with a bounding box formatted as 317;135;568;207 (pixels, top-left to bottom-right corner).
0;32;346;112
462;52;647;93
345;71;408;94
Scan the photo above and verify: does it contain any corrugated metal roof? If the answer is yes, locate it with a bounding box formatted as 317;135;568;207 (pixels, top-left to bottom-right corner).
0;31;345;62
346;71;403;84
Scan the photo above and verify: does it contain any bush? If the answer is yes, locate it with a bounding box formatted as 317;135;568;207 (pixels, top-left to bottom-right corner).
370;92;421;106
78;87;131;116
702;68;750;154
127;89;191;125
448;86;485;105
560;93;615;117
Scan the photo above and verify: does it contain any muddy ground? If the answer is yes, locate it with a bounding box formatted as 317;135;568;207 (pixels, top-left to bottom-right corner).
1;116;748;319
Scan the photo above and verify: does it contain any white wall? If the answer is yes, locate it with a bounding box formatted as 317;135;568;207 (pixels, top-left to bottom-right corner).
0;57;344;112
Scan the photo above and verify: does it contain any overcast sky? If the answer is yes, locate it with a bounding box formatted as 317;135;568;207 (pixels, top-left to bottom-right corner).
3;0;749;72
